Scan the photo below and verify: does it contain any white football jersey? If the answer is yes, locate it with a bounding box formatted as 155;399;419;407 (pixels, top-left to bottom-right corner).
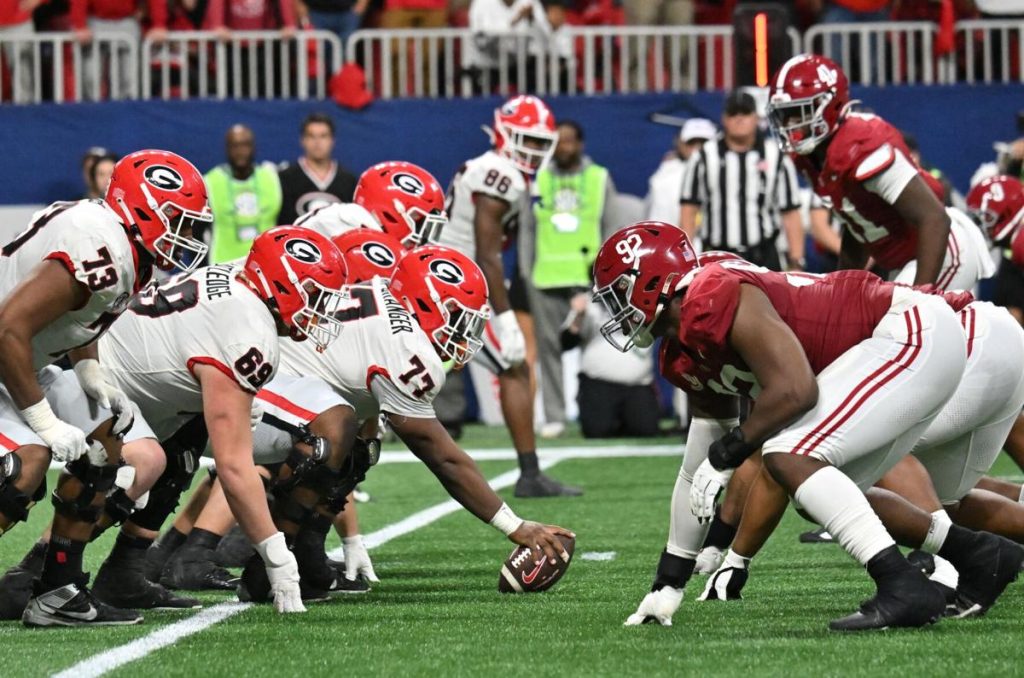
279;277;444;424
0;200;142;370
442;150;528;256
294;202;382;239
99;264;280;440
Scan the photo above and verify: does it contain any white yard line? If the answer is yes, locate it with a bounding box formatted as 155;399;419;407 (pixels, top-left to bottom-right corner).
50;445;679;678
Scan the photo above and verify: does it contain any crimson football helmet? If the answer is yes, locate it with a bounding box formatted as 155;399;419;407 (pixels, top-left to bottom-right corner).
244;226;348;352
105;149;211;272
390;245;491;368
353;161;447;248
767;54;850;155
966;175;1024;245
492;95;558;174
331;229;404;283
592;221;699;352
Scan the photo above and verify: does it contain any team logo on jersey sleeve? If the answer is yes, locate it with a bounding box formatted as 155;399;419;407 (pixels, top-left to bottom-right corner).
362;242;396;267
428;259;464;285
284;238;322;263
392;173;425;196
143;165;184;191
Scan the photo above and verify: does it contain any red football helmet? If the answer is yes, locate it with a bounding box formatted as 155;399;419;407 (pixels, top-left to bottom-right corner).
592;221;699;352
331;229;404;283
244;226;348;352
105;149;211;272
353;161;447;248
390;245;491;368
493;95;558;174
767;54;850;155
966;175;1024;245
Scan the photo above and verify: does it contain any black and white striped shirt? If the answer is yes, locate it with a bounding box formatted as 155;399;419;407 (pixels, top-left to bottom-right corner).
680;133;801;251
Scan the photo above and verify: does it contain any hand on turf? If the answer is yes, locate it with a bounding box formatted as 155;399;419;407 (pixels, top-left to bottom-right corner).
494;310;526;366
689;459;733;523
624;586;684;626
256;532;306;614
343;534;379;583
509;521;574;566
75;359;135;438
698;562;748;601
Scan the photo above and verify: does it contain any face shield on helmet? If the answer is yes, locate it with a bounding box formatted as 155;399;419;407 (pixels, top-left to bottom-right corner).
392;199;447;248
496;124;558;174
152;198;211;272
767;92;834;155
594;274;656;352
427;275;490;367
290;276;346;352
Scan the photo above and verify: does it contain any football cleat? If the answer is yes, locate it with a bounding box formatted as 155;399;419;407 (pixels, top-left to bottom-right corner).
143;530;185;583
948;533;1024;618
93;550;201;610
0;541;45;620
906;549;936;576
798;528;835;544
214;526;255;569
23;577;143;627
161;545;239;591
514;472;583;498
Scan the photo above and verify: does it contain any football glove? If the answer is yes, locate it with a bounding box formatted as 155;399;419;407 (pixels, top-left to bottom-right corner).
20;399;88;463
255;532;306;614
698;552;750;601
624;586;684;626
689;459;733;523
494;310;526;366
343;534;379;583
74;359;135;438
694;546;726;575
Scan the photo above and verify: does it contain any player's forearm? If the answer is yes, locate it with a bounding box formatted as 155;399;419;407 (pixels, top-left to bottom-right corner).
216;451;277;544
739;380;817;448
430;455;504;522
912;212;952;286
0;330;46;409
67;342;99;365
477;252;510;314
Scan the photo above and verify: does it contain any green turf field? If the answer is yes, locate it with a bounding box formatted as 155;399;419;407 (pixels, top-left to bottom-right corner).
1;425;1023;677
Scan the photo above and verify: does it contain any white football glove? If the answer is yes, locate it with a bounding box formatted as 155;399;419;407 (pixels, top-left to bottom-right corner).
74;359;135;438
250;400;264;430
689;459;734;523
20;399;88;463
255;532;306;614
494;310;526;366
624;586;684;626
343;534;379;583
694;546;726;575
698;552;750;601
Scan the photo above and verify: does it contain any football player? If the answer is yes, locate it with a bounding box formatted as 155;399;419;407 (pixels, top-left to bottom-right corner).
769;54;994;291
597;222;1022;631
296;160;447;249
0;150;212;626
441;95;580;497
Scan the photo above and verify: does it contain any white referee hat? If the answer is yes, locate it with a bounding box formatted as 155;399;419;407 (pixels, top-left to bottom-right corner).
680;118;716;143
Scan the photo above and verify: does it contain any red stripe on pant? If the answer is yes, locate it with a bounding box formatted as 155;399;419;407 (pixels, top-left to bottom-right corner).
934;230;961;291
789;307;923;457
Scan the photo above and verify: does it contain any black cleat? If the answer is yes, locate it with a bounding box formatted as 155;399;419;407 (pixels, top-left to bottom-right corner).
330;574;371;594
214;527;255;569
23;577;143;627
93;551;201;611
949;533;1024;618
906;549;936;576
144;529;186;583
829;546;945;632
294;522;370;597
514;472;583;498
0;541;46;620
161;546;239;591
799;528;835;544
237;554;271;603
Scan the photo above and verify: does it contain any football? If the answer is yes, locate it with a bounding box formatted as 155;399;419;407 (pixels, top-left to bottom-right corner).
498;535;575;593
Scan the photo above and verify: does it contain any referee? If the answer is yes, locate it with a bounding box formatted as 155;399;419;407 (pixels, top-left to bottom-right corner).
679;89;805;270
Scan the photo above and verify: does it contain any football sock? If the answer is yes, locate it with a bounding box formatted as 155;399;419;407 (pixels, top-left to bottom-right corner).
652;549;696;591
517;452;539;477
920;510;953;554
929;555;959;590
793;466;895;566
701;510;737;550
154;526;188;552
41;534;86;588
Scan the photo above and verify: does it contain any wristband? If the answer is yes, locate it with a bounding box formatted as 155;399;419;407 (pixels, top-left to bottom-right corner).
20;398;59;435
707;427;757;471
342;535;364;547
489;502;524;536
254;532;291;568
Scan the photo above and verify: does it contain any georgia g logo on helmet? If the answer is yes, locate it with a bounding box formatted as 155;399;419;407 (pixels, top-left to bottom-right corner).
392;172;425;196
362;242;396;267
428;258;464;285
143;165;184;191
284;238;322;264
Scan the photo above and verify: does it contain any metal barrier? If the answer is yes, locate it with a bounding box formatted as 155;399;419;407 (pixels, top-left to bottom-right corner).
140;30;342;100
803;21;940;85
0;31;137;103
956;19;1024;84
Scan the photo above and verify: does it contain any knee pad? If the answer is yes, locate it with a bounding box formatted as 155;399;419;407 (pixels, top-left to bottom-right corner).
0;454;46;529
51;457;117;523
128;437;201;532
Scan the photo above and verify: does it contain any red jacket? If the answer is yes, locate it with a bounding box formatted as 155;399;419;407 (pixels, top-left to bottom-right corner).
70;0;167;29
203;0;296;30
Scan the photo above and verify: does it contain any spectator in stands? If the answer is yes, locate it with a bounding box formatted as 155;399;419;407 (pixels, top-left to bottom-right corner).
623;0;694;90
204;0;296;35
71;0;168;100
204;125;282;264
466;0;551;93
301;0;368;60
644;117;714;227
277;112;357;225
535;0;574;91
813;0;891;83
80;146;111;198
88;150;119;198
378;0;448;95
560;292;660;439
0;0;46;104
524;120;619;438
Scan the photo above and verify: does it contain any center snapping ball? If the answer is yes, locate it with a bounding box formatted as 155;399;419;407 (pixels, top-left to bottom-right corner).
498;535;575;593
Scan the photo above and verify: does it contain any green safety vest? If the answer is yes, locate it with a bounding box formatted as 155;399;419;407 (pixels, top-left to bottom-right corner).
531;164;607;289
205;164;282;264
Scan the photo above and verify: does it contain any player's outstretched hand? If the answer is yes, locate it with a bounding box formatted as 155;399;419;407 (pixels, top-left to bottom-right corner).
509;521;574;566
256;532;307;614
689;459;733;523
624;586;684;626
343;534;379;583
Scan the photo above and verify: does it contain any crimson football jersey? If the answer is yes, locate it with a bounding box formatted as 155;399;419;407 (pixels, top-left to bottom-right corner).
794;113;945;271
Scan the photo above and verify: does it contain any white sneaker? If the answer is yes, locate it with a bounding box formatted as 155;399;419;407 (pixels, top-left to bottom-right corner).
539;422;565;439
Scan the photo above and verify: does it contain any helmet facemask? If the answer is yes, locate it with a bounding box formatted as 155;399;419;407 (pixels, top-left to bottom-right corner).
768;92;834;155
425;277;489;368
595;273;657;352
394;199;447;248
496;121;558;174
284;264;345;353
126;182;211;272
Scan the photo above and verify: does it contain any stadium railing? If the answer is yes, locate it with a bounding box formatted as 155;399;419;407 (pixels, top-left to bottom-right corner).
956;19;1024;84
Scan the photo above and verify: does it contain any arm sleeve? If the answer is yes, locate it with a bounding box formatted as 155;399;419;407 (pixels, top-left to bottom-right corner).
860;147;918;205
679;152;705;205
776;155;802;212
